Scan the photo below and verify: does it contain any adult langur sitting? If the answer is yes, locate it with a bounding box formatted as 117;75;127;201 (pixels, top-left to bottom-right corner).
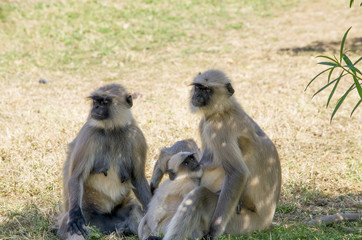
163;70;282;240
57;84;151;239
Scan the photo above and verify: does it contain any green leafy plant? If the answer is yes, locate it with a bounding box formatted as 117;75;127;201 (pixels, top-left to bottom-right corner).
306;1;361;122
349;0;362;7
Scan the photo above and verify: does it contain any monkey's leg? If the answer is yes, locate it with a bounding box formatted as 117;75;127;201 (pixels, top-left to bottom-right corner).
115;202;144;235
163;187;218;240
84;203;141;235
225;208;270;234
85;211;119;233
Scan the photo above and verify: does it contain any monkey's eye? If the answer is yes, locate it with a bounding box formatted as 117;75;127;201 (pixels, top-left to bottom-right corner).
194;84;211;93
103;100;108;104
194;84;205;90
182;161;189;166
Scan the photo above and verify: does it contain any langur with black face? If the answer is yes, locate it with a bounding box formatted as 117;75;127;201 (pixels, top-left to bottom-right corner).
138;152;205;240
57;84;151;240
162;70;282;240
149;139;201;194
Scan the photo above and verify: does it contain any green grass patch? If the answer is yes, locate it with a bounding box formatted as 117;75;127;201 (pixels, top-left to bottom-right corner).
0;0;297;74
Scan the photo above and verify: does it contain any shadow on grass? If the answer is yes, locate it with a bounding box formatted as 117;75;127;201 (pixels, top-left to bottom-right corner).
0;203;139;239
278;37;362;55
275;182;361;233
0;203;58;239
267;185;362;240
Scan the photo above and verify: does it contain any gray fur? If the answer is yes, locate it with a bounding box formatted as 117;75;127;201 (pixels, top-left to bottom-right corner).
163;70;282;239
57;84;151;239
138;152;203;240
150;139;200;194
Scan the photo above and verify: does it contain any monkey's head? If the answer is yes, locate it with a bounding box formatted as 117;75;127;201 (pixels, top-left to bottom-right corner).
88;84;134;128
190;70;235;114
167;152;203;181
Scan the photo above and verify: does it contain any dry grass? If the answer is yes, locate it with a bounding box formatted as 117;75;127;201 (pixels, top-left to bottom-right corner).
0;0;361;239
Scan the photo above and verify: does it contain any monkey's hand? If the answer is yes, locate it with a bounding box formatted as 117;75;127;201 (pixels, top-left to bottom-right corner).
201;234;214;240
67;207;88;238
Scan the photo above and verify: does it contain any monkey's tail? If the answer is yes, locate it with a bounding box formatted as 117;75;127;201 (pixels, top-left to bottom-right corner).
306;212;361;226
138;215;150;240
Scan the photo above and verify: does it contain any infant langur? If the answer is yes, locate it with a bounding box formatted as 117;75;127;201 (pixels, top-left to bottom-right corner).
138;152;203;240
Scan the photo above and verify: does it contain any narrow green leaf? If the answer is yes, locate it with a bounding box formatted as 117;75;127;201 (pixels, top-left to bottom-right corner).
350;0;354;8
318;62;337;67
352;75;362;99
343;54;353;67
305;67;332;91
340;27;352;63
353;57;362;66
326;72;344;107
350;99;362;117
317;55;339;64
345;65;362;75
327;66;336;83
330;83;354;122
312;78;338;98
352;82;362;90
333;55;339;63
343;54;362;75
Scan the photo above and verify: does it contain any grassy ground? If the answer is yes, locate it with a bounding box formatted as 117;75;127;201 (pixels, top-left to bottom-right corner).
0;0;361;239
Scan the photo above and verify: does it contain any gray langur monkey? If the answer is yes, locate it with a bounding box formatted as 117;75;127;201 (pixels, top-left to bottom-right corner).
149;139;201;194
57;84;151;239
162;70;282;240
138;152;204;240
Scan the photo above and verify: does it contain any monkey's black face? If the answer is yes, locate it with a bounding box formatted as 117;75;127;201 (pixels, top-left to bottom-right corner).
181;154;201;172
191;83;213;107
90;96;112;120
167;153;201;181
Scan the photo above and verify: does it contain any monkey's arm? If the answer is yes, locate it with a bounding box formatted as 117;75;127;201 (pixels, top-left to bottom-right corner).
130;130;152;210
150;161;163;195
199;148;214;168
66;135;92;237
132;165;152;211
150;151;170;194
207;141;250;238
67;176;87;237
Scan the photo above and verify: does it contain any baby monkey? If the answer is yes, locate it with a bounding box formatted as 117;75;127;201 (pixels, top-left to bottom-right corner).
138;152;203;240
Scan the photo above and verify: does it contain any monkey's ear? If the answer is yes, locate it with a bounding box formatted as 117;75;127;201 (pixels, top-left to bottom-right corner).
225;83;234;96
131;92;142;99
167;169;176;180
126;94;133;108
